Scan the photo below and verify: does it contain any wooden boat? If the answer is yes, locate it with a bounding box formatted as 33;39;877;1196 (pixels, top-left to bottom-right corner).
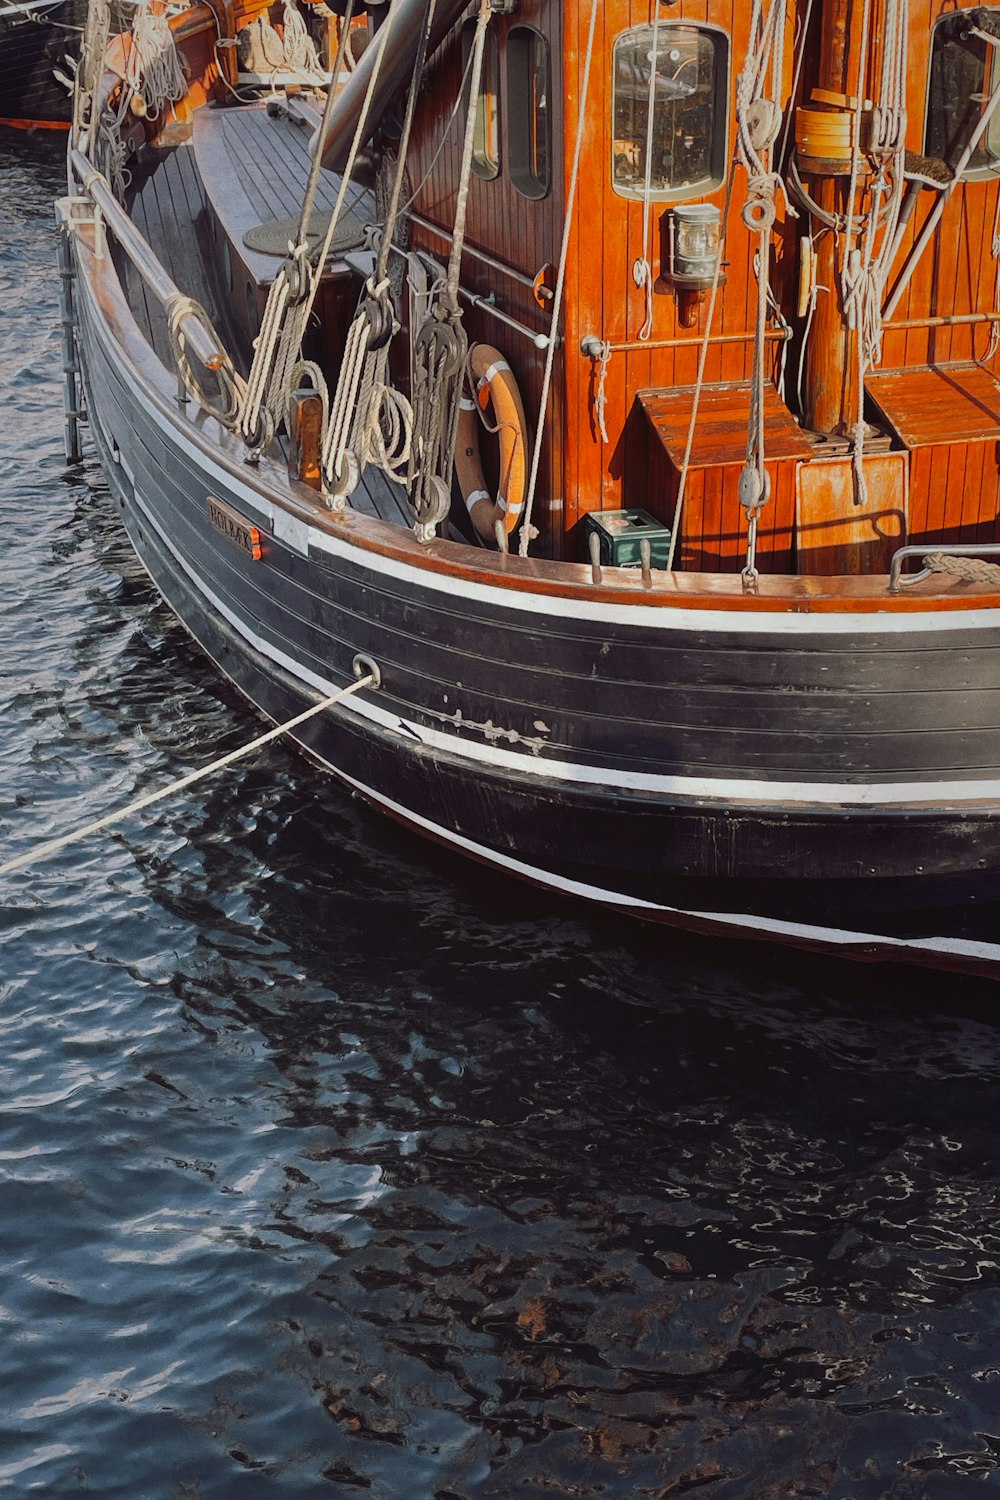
0;0;81;128
59;0;1000;975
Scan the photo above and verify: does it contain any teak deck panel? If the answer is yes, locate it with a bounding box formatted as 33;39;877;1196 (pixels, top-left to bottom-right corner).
867;365;1000;449
638;384;814;470
192;103;366;287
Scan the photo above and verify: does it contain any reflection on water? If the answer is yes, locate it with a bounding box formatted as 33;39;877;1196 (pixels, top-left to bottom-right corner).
3;129;1000;1500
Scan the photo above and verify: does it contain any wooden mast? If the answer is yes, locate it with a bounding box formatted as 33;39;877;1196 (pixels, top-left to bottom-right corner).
801;0;866;434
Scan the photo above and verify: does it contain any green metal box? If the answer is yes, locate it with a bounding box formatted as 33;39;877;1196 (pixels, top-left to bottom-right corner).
585;508;672;568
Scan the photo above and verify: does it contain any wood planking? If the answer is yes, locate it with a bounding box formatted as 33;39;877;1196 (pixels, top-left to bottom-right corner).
880;0;1000;373
560;0;799;555
405;0;800;560
406;0;565;554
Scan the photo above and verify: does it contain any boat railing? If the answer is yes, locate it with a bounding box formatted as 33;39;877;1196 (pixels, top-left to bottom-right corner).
888;542;1000;593
67;148;231;387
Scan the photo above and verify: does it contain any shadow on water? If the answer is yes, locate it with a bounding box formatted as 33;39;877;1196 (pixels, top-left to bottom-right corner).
37;478;1000;1497
4;135;1000;1499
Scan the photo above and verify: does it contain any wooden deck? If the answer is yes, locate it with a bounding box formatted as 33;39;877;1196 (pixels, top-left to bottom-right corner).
123;134;412;533
192;101;372;288
126;143;212;370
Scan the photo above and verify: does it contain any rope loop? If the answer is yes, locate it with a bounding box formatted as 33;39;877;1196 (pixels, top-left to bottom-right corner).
741;189;777;233
922;552;1000;585
166;295;244;430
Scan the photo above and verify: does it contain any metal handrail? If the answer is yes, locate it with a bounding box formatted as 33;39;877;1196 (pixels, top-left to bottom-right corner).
888;542;1000;592
456;286;552;351
69;148;227;375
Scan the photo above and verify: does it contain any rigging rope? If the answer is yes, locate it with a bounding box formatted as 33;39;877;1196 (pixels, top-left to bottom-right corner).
322;0;439;503
840;0;908;505
0;676;375;880
984;184;1000;366
664;164;739;572
407;0;493;540
734;0;792;579
238;0;393;458
634;2;663;342
72;0;112;148
517;0;600;557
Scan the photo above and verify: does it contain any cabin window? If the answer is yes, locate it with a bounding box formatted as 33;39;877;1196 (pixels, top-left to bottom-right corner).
461;20;500;180
612;24;729;200
925;11;1000;180
507;27;550;199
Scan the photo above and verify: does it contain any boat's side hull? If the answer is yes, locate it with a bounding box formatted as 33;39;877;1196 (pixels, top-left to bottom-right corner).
71;230;1000;971
0;3;77;127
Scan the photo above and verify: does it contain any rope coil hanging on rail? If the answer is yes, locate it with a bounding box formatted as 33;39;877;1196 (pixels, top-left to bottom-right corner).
166;295;246;429
323;0;441;506
406;0;494;540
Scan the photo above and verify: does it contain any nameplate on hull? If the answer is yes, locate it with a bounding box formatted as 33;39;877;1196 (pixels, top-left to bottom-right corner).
207;496;263;560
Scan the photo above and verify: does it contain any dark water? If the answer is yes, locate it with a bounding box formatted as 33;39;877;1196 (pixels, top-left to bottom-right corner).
3;131;1000;1500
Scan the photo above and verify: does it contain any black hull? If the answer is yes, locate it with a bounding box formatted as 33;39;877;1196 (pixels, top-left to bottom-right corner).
0;3;80;127
72;234;1000;975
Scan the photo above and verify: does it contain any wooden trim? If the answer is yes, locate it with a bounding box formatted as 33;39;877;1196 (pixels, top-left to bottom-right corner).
75;223;1000;615
0;116;69;131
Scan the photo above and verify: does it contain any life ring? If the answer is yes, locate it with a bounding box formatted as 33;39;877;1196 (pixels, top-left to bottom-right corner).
455;344;528;543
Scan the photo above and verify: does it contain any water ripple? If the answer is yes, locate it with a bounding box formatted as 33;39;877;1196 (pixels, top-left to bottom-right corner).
3;126;1000;1500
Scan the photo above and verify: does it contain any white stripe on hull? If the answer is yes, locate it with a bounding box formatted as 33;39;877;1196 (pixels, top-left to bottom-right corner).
122;476;1000;811
308;761;1000;975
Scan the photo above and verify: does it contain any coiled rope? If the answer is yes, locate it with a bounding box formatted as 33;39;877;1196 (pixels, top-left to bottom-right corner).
131;0;186;122
921;553;1000;585
239;0;398;459
0;676;375;880
322;0;439;504
167;294;246;428
407;0;493;539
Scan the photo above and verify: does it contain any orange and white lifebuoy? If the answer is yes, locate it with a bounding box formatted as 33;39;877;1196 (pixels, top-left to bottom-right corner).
455;344;528;544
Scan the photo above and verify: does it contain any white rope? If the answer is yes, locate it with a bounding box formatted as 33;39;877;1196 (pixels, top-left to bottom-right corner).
167;294;245;428
734;0;791;577
594;339;612;445
0;676;374;880
664;166;736;572
239;0;403;456
280;0;322;73
985;185;1000;365
131;0;186;121
407;0;492;537
840;0;907;505
72;0;111;148
634;3;663;342
518;0;600;557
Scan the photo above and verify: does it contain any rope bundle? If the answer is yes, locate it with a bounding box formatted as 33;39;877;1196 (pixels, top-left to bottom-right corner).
922;553;1000;586
406;0;492;539
131;0;185;121
841;0;908;506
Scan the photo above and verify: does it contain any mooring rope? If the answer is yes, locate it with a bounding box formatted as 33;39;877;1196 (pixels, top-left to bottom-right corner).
0;675;375;880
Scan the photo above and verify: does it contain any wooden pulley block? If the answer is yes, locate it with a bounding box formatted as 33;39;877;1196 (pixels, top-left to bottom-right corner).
747;98;781;152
